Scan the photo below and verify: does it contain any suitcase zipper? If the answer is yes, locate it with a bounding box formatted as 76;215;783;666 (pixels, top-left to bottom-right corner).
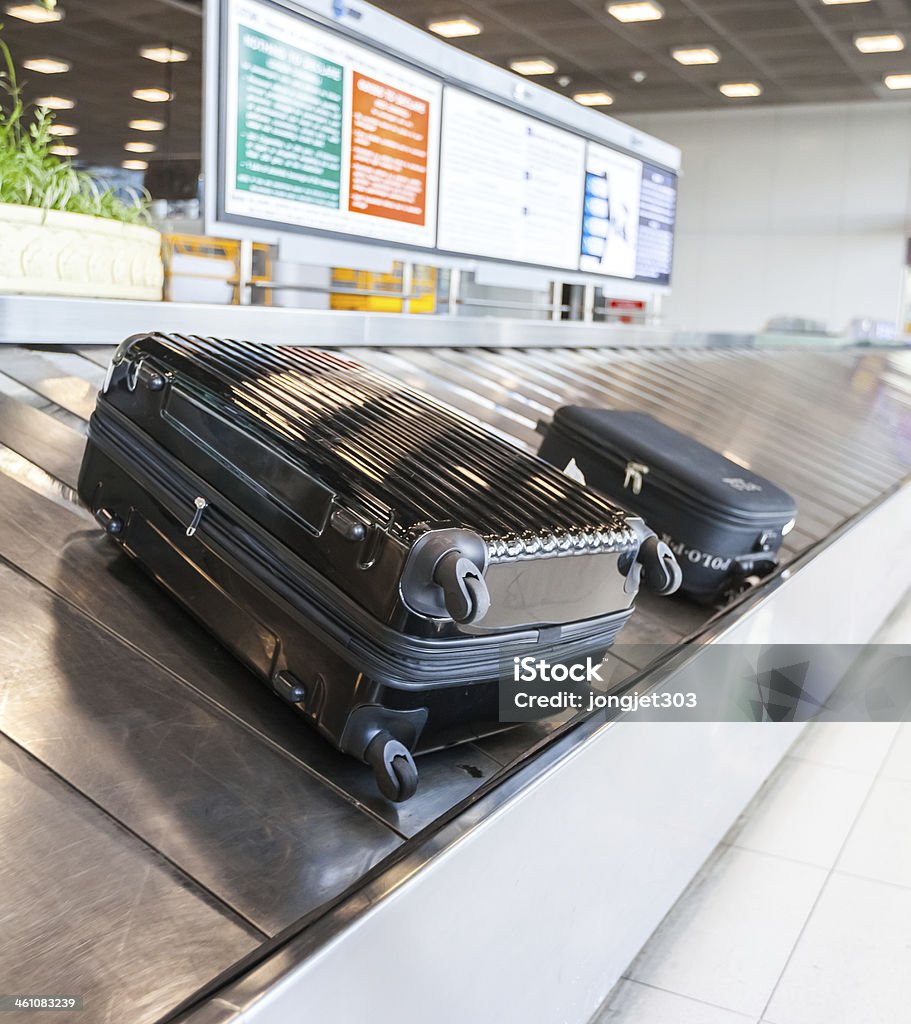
186;496;209;537
623;461;649;496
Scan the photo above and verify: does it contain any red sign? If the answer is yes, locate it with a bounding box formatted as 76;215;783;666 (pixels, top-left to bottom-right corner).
608;298;645;324
348;72;430;226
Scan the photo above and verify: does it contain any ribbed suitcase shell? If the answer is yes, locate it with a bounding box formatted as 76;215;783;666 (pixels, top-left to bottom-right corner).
77;335;673;800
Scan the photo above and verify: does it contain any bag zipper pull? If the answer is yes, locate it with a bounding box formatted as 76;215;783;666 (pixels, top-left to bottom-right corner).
624;461;649;495
186;496;209;537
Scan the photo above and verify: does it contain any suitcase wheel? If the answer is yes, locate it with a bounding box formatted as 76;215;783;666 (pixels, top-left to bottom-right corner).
434;551;491;625
365;731;419;803
638;536;683;596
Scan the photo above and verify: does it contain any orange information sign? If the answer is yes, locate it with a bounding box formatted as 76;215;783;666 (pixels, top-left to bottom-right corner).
348;72;430;226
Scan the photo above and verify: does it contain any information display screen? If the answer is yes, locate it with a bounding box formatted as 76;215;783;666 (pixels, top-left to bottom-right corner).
436;88;586;271
578;144;678;282
579;143;642;280
223;0;441;247
634;163;678;285
216;0;678;282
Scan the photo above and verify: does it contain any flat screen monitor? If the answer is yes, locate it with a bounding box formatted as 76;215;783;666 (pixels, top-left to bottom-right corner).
222;0;440;248
210;0;680;285
436;88;586;271
579;145;677;284
579;143;643;280
635;162;678;286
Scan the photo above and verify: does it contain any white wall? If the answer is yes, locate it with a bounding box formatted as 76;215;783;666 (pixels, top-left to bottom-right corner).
628;101;911;334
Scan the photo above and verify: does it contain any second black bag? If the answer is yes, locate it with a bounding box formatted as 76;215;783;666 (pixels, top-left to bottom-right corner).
538;407;798;603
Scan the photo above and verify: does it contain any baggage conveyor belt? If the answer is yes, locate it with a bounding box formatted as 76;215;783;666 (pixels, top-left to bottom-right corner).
0;340;908;1022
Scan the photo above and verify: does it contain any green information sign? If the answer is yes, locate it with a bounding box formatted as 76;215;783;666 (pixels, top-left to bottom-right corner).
236;27;343;208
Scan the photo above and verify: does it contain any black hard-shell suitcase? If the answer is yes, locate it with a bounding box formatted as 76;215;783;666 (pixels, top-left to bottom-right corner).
78;334;681;800
538;408;797;604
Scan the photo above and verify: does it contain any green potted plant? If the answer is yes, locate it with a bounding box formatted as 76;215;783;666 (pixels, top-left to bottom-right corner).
0;29;164;300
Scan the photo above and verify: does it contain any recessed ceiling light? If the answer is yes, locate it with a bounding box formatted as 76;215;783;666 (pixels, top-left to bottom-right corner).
426;17;482;38
574;91;614;106
607;2;664;22
21;57;70;74
48;123;77;136
49;144;77;157
35;95;74;109
509;57;557;75
719;81;762;97
132;87;173;102
884;73;911;89
139;45;189;63
672;46;720;65
819;0;870;5
129;118;165;131
855;33;905;53
124;140;156;153
5;1;63;22
123;159;149;171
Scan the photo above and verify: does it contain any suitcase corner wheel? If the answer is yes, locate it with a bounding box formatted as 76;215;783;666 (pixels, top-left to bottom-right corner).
637;534;683;596
341;706;426;802
364;731;419;803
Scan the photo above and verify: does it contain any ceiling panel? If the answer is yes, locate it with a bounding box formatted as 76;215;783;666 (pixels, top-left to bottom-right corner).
1;0;910;195
375;0;911;111
1;0;202;175
709;8;814;34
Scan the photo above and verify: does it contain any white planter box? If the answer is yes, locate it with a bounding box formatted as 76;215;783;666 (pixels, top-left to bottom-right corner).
0;203;164;301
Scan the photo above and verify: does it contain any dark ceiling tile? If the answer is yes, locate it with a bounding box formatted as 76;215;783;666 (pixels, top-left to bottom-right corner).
482;0;593;19
764;53;855;74
744;34;838;58
704;7;813;35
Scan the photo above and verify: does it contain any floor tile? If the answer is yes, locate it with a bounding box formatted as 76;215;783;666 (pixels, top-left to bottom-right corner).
789;722;898;775
836;774;911;888
729;756;872;868
628;846;826;1018
764;873;911;1024
881;722;911;783
594;980;753;1024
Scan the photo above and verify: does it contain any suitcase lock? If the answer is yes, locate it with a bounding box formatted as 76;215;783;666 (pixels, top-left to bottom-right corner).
624;461;649;495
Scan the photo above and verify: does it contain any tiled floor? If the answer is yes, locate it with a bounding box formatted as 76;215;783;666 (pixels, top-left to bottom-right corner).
593;588;911;1024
